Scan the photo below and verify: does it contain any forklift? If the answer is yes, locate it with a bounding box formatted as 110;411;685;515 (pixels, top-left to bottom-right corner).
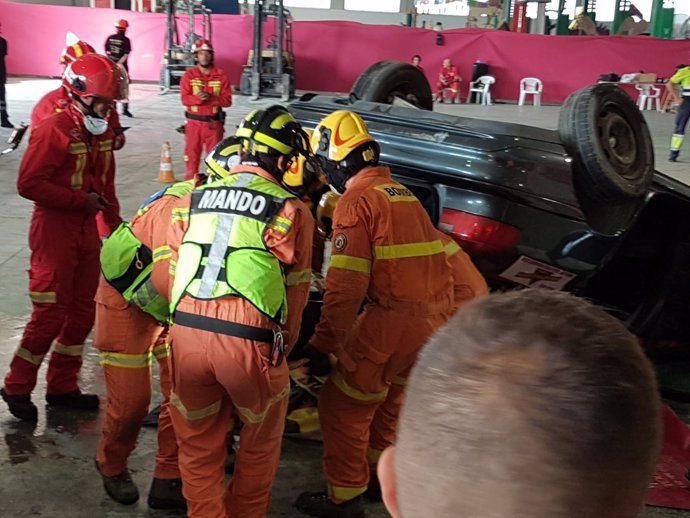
239;0;296;101
160;0;213;93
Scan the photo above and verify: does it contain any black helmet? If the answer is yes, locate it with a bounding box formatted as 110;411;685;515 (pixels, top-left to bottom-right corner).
235;105;307;157
204;136;242;182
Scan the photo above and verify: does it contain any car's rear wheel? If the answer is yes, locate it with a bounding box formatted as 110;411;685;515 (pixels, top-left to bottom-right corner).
559;84;654;203
559;84;654;234
350;61;433;111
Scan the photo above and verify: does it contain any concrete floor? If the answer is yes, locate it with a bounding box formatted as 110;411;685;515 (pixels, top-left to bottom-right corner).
0;78;688;517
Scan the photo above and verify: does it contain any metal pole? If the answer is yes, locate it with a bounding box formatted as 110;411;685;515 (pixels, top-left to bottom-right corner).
187;0;194;48
251;0;263;98
276;0;284;78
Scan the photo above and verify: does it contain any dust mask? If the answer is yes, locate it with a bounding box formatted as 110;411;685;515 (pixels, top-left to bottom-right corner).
84;115;109;136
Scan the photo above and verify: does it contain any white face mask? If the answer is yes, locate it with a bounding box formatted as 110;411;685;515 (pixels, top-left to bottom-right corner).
84;115;109;136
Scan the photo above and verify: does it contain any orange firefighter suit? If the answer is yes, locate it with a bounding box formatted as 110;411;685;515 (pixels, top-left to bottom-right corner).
310;166;488;502
167;165;315;518
436;64;461;102
180;66;232;180
4;104;121;397
94;185;190;480
31;86;124;238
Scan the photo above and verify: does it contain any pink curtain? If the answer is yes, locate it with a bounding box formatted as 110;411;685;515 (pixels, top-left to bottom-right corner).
1;2;688;102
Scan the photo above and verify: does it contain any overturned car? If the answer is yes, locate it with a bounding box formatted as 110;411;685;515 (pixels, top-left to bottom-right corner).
290;61;690;360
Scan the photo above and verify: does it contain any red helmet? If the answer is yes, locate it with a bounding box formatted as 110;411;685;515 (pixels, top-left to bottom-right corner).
59;40;95;66
115;19;129;29
192;39;214;53
63;54;128;101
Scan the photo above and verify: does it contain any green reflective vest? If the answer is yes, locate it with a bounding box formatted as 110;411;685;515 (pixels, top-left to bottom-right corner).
170;172;295;324
100;180;195;322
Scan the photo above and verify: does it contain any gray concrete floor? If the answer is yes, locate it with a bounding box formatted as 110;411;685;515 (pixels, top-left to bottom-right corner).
0;78;687;517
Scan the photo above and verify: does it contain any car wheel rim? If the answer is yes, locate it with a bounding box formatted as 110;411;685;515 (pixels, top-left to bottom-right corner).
388;88;421;108
597;107;642;182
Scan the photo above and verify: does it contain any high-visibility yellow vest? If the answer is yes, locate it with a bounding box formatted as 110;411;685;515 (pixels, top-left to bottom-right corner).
170;172;296;324
100;180;195;322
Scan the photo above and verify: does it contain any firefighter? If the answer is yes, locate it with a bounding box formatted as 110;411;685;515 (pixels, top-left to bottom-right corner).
167;105;314;518
105;19;133;117
180;39;232;180
295;110;487;518
435;57;461;103
93;177;202;508
668;58;690;162
1;54;128;422
31;44;125;239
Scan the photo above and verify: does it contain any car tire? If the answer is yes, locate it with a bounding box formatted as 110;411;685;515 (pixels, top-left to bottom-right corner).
350;61;433;110
558;83;654;204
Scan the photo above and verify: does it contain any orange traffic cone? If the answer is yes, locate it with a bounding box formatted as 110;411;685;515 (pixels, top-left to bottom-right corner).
156;141;177;183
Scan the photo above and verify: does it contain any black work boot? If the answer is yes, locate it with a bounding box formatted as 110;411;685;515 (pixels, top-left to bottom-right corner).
670;150;680;162
0;387;38;422
46;390;99;410
96;461;139;505
148;477;186;510
363;474;381;502
295;491;365;518
0;110;12;128
142;404;161;427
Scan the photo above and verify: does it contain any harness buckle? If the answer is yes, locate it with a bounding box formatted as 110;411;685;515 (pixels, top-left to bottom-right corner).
269;330;286;367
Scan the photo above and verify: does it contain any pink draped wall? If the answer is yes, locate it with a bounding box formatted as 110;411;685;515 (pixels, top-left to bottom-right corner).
2;1;689;102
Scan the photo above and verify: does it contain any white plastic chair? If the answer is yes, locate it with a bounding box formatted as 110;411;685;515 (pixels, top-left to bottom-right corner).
518;77;543;106
467;75;495;105
635;84;661;111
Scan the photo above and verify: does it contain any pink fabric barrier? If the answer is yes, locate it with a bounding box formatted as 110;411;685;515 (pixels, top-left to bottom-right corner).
1;1;689;102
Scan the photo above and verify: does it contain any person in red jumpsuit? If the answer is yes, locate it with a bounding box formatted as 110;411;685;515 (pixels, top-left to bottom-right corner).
180;39;232;180
0;53;128;422
31;43;125;239
435;58;461;103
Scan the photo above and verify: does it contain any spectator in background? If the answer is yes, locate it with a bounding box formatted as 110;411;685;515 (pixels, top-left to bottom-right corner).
377;289;662;518
0;23;13;128
435;57;461;103
667;57;690;162
411;54;423;72
105;19;133;117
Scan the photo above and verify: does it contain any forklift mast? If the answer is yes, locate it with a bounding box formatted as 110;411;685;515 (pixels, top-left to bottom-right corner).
160;0;212;93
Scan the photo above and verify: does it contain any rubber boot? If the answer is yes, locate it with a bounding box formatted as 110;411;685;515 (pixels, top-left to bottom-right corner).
295;491;365;518
1;387;38;422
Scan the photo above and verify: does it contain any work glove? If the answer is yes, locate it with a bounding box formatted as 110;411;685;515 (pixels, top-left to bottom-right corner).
302;344;331;377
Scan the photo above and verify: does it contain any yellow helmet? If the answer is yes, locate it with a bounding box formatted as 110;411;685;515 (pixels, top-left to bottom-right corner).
235;105;303;157
310;111;380;194
310;110;376;162
204;136;242;182
316;190;341;236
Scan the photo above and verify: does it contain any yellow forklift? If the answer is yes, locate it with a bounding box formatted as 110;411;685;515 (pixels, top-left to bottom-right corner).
239;0;295;101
